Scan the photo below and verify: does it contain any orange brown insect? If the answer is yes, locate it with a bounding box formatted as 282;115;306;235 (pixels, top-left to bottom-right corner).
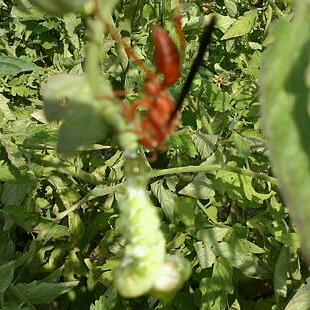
95;1;215;151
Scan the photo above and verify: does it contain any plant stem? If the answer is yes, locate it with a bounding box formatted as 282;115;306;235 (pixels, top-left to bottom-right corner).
52;162;276;222
35;157;277;187
197;200;211;218
53;193;92;223
54;183;122;222
146;164;278;184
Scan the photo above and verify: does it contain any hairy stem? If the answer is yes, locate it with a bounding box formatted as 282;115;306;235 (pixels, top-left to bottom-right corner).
147;164;278;184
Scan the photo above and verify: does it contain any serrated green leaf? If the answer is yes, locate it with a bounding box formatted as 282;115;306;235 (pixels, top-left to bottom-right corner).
206;83;233;112
274;246;290;299
222;10;258;40
1;174;35;206
0;261;15;294
0;94;15;123
194;241;216;269
11;0;47;20
0;164;16;182
167;130;198;157
151;180;176;222
2;206;40;231
174;197;195;226
233;133;250;158
285;279;310;310
214;13;235;33
197;227;232;245
41;267;64;284
0;56;37;76
0;233;15;265
1;137;27;169
178;174;215;199
13;281;78;305
200;257;233;310
90;288;117;310
34;222;70;241
234;239;265;254
224;0;238;17
192;133;218;159
276;232;301;253
214;169;274;207
68;211;85;245
212;238;270;278
62;13;81;50
90;185;115;197
14;240;36;269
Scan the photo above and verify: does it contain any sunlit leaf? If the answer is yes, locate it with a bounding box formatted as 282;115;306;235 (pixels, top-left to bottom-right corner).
151;180;177;222
178;174;215;199
222;10;258;40
285;280;310;310
90;288;117;310
200;257;233;310
13;281;78;305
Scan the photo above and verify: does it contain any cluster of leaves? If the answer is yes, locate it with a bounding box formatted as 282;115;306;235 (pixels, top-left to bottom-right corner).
0;0;309;309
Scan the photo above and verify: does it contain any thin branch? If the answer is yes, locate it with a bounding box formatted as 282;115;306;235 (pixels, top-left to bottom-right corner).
146;163;278;184
53;183;122;223
94;0;153;75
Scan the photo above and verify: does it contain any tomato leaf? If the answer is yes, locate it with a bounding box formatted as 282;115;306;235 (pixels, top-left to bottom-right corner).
0;56;38;76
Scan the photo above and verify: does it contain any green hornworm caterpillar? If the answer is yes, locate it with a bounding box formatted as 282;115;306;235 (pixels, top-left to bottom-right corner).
114;182;166;297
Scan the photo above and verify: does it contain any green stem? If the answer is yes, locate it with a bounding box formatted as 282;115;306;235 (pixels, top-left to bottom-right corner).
88;0;139;152
146;164;278;184
35;156;277;187
197;200;211;218
54;183;122;222
52;161;276;222
53;193;92;223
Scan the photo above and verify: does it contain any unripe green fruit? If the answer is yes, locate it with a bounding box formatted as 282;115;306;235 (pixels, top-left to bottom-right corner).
29;0;88;15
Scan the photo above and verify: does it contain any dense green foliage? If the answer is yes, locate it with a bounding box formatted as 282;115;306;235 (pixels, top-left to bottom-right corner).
0;0;309;309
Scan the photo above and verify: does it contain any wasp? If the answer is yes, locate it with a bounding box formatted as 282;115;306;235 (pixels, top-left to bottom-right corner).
95;1;215;150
